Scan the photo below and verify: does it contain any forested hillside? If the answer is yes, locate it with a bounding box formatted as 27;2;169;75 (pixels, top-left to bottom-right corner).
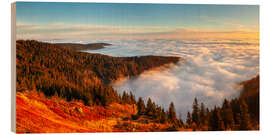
240;75;259;122
16;40;185;133
185;75;259;131
54;42;112;51
16;40;180;106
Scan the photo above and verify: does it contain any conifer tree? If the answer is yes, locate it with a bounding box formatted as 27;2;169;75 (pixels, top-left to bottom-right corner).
137;97;146;115
129;91;136;104
155;108;163;121
186;111;192;126
168;102;177;122
239;100;252;130
160;108;168;123
121;91;129;104
199;102;206;126
192;97;200;125
221;99;235;130
146;98;155;116
209;106;224;131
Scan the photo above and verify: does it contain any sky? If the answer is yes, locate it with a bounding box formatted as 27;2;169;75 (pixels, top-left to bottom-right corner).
16;2;259;41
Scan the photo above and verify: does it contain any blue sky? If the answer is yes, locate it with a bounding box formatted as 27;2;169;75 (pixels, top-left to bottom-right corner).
16;2;259;40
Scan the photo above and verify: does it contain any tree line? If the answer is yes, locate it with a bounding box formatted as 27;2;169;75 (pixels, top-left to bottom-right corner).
184;76;259;130
184;97;257;131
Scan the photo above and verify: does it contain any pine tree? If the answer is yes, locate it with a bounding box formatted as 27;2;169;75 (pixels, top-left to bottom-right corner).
186;111;192;126
153;106;162;121
137;97;146;115
160;108;168;123
205;107;210;130
168;102;177;122
129;91;136;104
192;97;200;125
199;102;206;126
199;103;206;125
146;98;155;116
239;100;252;130
221;99;235;130
121;91;129;104
209;106;224;131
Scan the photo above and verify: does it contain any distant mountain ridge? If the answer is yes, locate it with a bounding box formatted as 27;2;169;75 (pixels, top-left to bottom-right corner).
54;42;112;50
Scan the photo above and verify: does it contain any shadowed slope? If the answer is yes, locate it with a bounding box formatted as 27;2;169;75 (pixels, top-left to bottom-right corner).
54;42;112;51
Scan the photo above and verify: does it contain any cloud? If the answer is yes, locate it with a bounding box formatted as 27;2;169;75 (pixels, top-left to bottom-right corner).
16;22;259;42
89;38;260;120
199;16;258;31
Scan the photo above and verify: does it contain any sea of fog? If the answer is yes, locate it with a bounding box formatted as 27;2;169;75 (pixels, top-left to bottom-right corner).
49;39;259;120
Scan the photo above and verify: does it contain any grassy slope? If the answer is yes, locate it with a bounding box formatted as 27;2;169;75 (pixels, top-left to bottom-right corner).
16;91;173;133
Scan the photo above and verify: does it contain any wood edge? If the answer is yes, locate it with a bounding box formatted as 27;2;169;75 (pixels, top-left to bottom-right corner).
11;2;16;133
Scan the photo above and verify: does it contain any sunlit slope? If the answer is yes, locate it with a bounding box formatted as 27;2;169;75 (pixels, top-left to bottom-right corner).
16;91;174;133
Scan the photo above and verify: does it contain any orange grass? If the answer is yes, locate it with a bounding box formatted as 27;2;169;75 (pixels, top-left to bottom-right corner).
16;91;170;133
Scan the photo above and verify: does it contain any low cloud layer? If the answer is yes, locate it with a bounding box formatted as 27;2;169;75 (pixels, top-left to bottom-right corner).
17;22;259;42
86;39;259;120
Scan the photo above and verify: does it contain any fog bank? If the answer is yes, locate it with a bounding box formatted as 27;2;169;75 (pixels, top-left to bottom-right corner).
86;39;259;120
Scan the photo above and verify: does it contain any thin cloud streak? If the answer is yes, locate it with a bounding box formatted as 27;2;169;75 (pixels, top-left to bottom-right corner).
16;22;259;42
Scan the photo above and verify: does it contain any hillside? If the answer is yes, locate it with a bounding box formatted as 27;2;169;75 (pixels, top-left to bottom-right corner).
16;40;183;133
16;40;181;106
16;75;259;133
54;42;112;51
240;75;259;122
16;91;175;133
